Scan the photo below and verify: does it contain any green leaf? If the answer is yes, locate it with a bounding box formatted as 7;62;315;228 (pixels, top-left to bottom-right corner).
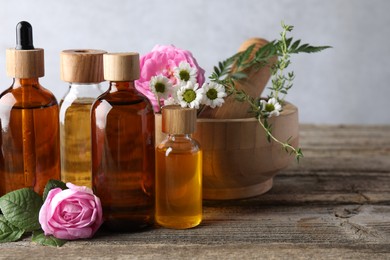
266;133;271;143
213;66;220;75
32;230;67;247
231;72;248;80
292;44;332;54
290;40;301;51
235;90;247;102
0;215;25;243
43;179;68;202
0;188;42;232
255;41;274;57
237;44;255;67
218;61;224;71
285;37;293;48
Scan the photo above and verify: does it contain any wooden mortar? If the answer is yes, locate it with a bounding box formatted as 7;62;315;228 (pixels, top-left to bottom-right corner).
194;102;298;200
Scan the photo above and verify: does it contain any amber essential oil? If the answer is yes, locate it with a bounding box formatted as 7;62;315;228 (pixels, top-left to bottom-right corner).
0;79;60;195
156;137;202;229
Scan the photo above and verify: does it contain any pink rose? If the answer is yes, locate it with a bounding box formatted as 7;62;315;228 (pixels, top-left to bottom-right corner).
135;44;205;112
39;183;103;240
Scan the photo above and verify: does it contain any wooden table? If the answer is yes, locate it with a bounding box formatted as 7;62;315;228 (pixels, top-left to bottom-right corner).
1;125;389;259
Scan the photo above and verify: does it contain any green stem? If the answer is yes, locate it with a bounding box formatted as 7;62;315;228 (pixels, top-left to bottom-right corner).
256;117;301;159
233;86;301;160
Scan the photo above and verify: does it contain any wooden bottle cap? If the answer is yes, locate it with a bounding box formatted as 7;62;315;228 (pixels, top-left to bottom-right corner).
103;52;140;81
60;49;106;83
6;48;44;78
162;105;197;134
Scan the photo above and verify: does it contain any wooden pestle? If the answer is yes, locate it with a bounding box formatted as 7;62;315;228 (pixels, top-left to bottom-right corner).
199;38;276;119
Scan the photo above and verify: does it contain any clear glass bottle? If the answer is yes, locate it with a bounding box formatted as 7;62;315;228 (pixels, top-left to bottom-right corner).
155;105;202;229
91;52;155;231
60;50;106;188
0;21;60;196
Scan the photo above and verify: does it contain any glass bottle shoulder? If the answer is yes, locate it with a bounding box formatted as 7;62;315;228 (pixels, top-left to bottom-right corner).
92;88;153;114
157;135;201;155
60;83;104;116
61;83;104;106
0;79;57;109
97;89;150;105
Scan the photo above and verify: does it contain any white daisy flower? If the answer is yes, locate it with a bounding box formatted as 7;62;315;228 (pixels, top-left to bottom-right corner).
259;97;282;117
149;75;172;99
174;61;198;84
202;82;227;108
176;81;204;109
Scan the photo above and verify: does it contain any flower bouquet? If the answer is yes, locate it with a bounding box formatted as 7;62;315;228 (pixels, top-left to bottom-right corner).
136;22;329;200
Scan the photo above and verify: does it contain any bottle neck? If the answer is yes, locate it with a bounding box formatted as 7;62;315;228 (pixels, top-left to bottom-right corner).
12;78;40;87
68;82;103;98
167;134;192;141
109;81;135;93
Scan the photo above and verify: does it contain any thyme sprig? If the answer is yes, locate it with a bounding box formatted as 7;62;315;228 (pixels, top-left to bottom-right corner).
210;22;331;161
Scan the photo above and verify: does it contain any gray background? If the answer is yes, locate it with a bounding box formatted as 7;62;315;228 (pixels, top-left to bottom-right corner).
0;0;389;124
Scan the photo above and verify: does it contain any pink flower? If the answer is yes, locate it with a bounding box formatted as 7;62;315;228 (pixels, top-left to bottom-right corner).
135;45;205;112
39;183;103;240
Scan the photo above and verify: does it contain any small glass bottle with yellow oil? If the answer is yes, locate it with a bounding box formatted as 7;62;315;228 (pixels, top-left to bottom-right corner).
59;49;106;188
156;105;202;229
0;21;60;196
91;52;155;231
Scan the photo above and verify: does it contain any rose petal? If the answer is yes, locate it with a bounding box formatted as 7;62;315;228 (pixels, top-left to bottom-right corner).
65;227;93;239
39;188;63;235
66;183;93;194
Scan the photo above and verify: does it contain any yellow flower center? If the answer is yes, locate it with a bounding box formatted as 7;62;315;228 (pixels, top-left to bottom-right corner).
183;89;196;103
179;70;190;81
155;82;165;93
206;88;218;100
265;103;275;112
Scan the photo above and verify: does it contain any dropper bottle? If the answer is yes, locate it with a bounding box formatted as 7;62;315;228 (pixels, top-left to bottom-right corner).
60;49;106;188
0;21;61;195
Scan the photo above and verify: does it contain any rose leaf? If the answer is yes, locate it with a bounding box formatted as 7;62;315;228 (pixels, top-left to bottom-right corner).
0;215;25;243
0;188;42;232
32;230;67;247
43;179;68;202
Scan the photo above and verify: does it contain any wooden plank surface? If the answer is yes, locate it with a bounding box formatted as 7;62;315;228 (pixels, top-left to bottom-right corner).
1;125;389;259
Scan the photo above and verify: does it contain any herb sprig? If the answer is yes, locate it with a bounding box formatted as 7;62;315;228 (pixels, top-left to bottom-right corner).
210;22;331;161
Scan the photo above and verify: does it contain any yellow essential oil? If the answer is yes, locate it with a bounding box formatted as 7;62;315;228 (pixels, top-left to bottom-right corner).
60;98;99;187
59;50;106;188
155;106;202;229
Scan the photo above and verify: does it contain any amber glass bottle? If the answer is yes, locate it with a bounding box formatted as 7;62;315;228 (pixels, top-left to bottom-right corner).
91;53;155;231
156;105;202;229
0;21;60;196
60;50;106;188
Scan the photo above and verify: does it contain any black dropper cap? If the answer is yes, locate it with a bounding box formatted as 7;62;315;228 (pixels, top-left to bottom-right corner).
16;21;34;50
6;21;44;78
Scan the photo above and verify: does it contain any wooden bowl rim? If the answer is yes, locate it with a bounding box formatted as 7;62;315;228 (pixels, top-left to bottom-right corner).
197;101;297;123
